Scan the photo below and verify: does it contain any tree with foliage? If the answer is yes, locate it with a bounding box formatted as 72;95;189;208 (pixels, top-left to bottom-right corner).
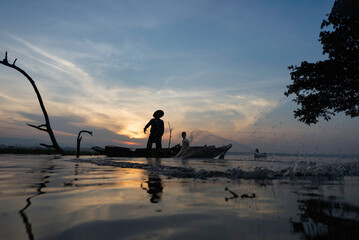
285;0;359;125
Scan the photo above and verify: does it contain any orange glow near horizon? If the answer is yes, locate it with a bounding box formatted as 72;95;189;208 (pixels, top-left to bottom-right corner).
116;126;147;139
53;129;78;137
112;139;142;146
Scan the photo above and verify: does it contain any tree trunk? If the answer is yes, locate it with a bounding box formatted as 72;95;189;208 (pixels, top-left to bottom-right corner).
77;130;93;158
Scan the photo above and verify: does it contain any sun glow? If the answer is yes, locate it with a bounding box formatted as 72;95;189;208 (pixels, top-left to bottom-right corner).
112;140;142;146
116;126;146;139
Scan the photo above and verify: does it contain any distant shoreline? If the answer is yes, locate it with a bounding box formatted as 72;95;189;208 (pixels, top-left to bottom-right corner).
226;151;359;159
1;146;358;158
0;146;99;155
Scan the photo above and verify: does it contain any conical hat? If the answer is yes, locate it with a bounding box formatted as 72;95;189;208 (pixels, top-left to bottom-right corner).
153;110;164;118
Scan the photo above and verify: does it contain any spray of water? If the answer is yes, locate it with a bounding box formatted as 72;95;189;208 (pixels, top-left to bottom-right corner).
185;130;252;152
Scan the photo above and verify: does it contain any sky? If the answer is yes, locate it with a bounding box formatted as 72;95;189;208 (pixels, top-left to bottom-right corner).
0;0;358;154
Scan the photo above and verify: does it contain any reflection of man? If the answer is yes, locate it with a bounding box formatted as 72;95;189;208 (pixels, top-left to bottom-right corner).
141;172;163;203
144;110;164;150
147;174;163;203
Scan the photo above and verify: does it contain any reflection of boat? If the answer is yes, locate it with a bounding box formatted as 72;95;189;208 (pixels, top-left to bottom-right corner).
92;144;232;159
92;145;181;158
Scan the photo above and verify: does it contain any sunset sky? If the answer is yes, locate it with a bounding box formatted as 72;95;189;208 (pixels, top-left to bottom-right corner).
0;0;358;154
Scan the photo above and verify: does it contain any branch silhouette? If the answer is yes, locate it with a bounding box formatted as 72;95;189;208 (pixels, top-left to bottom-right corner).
77;130;93;158
1;51;65;154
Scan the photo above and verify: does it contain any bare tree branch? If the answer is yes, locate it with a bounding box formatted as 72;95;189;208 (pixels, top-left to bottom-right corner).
27;123;48;132
77;130;93;158
39;143;54;148
3;51;8;64
1;51;65;155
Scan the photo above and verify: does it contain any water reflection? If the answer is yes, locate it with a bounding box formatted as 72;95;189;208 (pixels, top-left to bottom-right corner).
19;178;48;240
63;163;79;187
141;172;163;203
2;154;359;240
224;187;238;201
290;178;359;240
19;160;57;240
291;198;359;239
141;158;164;203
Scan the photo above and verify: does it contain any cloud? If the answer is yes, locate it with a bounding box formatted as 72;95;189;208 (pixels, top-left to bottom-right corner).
1;1;358;154
1;37;280;147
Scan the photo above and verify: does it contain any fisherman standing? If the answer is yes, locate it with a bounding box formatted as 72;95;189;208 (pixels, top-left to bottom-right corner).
144;110;164;150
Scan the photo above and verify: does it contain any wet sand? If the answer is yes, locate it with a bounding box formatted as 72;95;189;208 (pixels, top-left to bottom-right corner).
1;154;359;240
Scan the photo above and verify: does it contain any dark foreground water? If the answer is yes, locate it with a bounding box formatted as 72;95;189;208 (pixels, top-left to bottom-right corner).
1;153;359;240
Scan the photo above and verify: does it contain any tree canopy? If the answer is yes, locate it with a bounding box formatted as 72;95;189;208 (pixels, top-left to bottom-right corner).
285;0;359;125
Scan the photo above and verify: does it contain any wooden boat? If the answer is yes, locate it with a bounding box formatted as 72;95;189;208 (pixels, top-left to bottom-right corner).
92;144;232;159
254;152;267;159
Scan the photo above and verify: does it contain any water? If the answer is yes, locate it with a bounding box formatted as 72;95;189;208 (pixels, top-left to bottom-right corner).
1;153;359;240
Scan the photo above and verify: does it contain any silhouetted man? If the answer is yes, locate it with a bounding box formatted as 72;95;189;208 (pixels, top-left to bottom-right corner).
144;110;164;150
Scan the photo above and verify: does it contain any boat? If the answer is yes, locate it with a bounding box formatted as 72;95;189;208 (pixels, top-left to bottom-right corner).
254;152;267;159
91;144;232;159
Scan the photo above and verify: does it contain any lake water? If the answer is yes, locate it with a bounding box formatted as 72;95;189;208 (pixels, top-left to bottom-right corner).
1;153;359;240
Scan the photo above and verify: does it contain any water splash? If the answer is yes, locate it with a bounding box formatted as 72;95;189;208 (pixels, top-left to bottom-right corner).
187;130;252;152
73;157;359;180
